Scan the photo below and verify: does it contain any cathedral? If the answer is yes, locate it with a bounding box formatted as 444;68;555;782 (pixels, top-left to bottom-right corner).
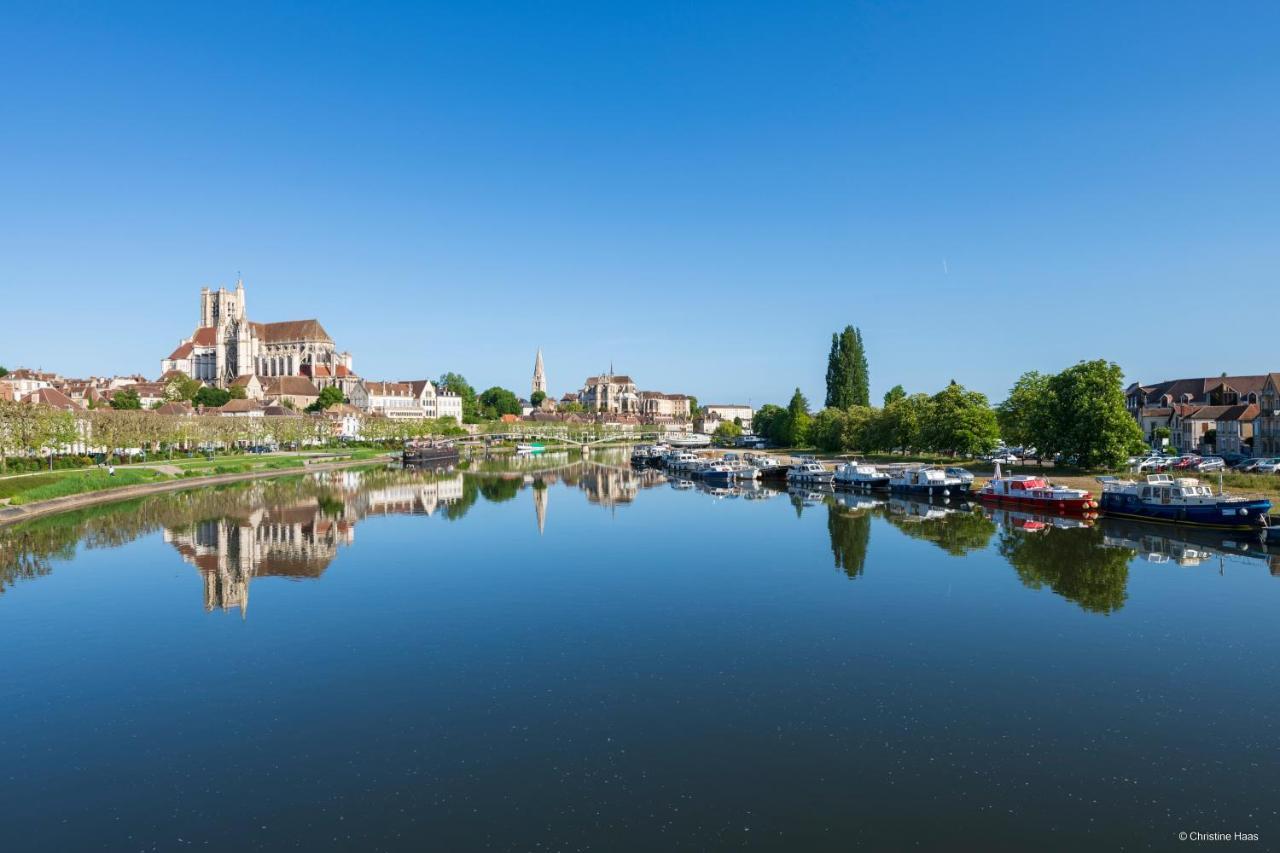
161;280;355;389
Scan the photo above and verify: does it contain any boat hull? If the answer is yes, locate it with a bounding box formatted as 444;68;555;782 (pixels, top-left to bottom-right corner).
835;477;890;491
979;492;1097;514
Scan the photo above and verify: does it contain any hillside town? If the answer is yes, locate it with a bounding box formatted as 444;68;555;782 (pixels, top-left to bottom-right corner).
0;280;754;457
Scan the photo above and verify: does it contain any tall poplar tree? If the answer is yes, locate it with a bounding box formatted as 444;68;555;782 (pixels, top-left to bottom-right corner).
824;333;841;408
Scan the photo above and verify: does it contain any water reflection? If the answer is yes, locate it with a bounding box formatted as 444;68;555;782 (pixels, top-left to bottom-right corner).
2;449;1276;620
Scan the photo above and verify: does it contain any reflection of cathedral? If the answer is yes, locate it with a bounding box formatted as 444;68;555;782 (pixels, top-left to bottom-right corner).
166;503;355;615
164;472;466;615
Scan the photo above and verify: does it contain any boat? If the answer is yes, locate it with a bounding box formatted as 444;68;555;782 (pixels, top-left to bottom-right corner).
745;453;788;479
1097;474;1271;532
700;460;738;482
786;457;834;485
833;461;889;490
402;440;460;469
979;466;1097;514
888;466;965;497
515;442;544;455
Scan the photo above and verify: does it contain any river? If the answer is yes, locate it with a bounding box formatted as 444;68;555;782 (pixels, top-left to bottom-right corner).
1;449;1277;850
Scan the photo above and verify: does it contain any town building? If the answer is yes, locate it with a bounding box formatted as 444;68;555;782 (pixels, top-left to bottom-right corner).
579;370;639;413
703;404;753;430
161;280;355;388
637;391;691;421
362;379;463;423
1255;374;1280;458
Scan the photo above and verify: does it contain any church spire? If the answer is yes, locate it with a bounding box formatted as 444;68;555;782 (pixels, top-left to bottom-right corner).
532;348;547;396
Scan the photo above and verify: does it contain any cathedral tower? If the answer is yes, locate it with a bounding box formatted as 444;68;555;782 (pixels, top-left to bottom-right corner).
532;348;547;396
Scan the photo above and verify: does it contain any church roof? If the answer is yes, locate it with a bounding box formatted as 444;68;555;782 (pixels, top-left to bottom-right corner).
251;319;333;343
191;326;217;346
167;341;194;360
264;376;320;397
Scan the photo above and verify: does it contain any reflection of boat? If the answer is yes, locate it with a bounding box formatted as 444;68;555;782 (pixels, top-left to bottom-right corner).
833;491;885;513
979;469;1097;514
889;466;967;497
1100;516;1277;570
403;440;460;469
834;462;889;490
788;486;831;505
983;505;1095;531
1098;474;1271;531
887;496;958;521
787;458;834;484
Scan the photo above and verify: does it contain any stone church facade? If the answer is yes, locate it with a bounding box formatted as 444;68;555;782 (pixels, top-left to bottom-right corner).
162;280;355;391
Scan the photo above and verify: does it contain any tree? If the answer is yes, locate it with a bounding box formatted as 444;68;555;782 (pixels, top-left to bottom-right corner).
228;385;247;400
558;400;586;415
996;371;1052;449
824;326;870;409
883;384;906;407
305;385;345;413
194;386;231;408
824;333;841;408
810;408;848;451
164;372;203;403
0;366;8;378
923;381;1000;457
478;386;522;420
753;404;788;445
785;388;811;447
530;390;547;407
110;388;141;410
713;421;743;443
687;396;701;419
1152;425;1171;448
1044;360;1145;468
438;372;479;423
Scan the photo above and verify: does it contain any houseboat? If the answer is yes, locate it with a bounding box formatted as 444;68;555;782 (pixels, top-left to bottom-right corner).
1097;474;1271;532
786;457;835;485
833;461;890;490
889;466;968;497
979;473;1097;514
403;439;460;469
745;453;788;479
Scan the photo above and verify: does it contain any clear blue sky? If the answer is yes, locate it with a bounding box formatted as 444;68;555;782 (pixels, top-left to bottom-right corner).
2;2;1277;406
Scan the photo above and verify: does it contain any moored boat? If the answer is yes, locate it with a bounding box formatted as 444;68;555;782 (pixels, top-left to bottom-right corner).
403;439;460;469
979;472;1097;514
834;461;889;490
888;466;963;497
787;457;834;485
1097;474;1271;532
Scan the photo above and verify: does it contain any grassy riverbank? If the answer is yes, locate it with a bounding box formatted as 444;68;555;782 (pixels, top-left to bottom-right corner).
0;449;390;506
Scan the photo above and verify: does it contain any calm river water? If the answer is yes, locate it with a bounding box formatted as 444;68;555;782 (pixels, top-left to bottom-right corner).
1;449;1278;850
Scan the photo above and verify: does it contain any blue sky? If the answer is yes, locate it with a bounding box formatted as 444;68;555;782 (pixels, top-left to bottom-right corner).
2;2;1277;406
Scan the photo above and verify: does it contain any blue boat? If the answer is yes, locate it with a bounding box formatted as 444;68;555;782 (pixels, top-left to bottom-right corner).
1097;474;1271;532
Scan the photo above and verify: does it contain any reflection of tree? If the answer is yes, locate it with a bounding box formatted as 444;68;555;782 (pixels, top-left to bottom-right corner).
883;506;995;556
442;477;479;521
999;526;1133;614
478;477;522;503
827;503;871;579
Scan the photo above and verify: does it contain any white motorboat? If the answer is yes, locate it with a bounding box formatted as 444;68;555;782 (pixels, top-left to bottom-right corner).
834;461;889;490
787;457;834;484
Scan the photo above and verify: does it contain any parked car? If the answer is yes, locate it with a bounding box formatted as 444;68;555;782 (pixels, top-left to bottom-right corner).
945;466;975;484
1195;456;1225;472
1172;455;1201;470
1255;458;1280;473
1135;457;1168;472
989;453;1020;464
1234;458;1265;472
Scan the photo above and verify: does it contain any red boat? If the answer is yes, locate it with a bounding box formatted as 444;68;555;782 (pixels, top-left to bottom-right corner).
978;474;1098;514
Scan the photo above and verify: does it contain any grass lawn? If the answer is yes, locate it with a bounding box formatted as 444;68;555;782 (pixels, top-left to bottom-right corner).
0;468;170;505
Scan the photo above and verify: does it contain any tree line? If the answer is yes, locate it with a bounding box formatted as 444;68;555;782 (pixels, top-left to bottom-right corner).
755;325;1142;468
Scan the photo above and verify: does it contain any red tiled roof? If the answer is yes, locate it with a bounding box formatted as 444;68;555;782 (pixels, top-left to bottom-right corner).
251;319;332;343
191;327;217;346
29;387;83;411
167;341;194;360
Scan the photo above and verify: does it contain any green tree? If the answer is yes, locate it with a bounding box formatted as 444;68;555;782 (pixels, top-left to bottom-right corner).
842;405;876;451
810;407;848;451
923;381;1000;456
753;404;788;445
1045;360;1145;468
687;396;700;419
477;386;522;419
305;385;345;413
713;420;743;443
883;384;906;407
194;386;231;408
530;390;547;407
824;333;841;408
785;388;811;447
164;372;203;403
872;393;928;452
1152;425;1171;448
110;388;142;410
825;326;871;409
438;372;479;423
228;385;247;400
996;371;1052;448
558;400;586;415
1000;526;1131;614
0;366;8;378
